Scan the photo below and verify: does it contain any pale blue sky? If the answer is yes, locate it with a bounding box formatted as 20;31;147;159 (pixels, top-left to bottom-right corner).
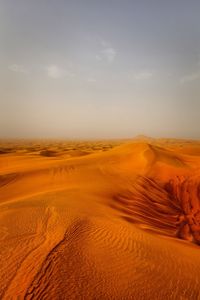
0;0;200;138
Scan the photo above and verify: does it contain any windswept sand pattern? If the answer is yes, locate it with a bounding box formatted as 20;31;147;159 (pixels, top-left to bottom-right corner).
0;173;19;188
166;176;200;243
0;205;62;298
1;139;200;299
111;175;180;236
24;217;200;299
24;219;93;300
112;174;200;244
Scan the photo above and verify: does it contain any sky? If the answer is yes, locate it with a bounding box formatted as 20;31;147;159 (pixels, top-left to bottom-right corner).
0;0;200;139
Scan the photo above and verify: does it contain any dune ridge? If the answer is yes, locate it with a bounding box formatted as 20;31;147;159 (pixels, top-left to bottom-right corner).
0;139;200;299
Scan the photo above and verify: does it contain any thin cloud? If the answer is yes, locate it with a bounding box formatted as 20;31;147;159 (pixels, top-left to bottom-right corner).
180;72;200;84
95;39;117;63
87;77;96;83
131;71;153;80
100;39;110;48
95;54;102;61
197;54;200;66
8;64;28;74
46;65;64;79
102;47;116;63
46;64;75;79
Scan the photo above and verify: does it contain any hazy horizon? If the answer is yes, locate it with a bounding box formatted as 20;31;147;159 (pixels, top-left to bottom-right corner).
1;0;200;139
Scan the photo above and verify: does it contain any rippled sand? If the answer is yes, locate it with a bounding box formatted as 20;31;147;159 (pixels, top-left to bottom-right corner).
0;138;200;299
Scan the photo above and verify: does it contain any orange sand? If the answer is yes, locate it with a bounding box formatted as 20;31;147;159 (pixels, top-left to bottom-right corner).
0;138;200;299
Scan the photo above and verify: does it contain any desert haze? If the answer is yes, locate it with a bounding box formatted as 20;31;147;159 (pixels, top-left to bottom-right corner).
0;138;200;299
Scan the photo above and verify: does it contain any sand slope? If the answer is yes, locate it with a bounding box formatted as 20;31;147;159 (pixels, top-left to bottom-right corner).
0;140;200;299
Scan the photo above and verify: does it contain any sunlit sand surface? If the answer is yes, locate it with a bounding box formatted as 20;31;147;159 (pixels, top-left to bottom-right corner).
1;138;200;299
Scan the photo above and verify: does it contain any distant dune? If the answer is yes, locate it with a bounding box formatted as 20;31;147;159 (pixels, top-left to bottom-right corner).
0;139;200;299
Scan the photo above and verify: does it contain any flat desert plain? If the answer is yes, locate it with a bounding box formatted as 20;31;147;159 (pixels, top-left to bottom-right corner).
1;138;200;299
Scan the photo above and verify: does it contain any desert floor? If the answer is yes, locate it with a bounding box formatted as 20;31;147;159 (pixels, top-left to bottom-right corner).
0;138;200;299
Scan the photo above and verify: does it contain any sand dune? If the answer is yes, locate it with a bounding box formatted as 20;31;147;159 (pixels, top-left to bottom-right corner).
0;139;200;299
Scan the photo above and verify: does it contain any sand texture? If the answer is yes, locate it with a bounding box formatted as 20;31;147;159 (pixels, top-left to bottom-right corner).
1;138;200;299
